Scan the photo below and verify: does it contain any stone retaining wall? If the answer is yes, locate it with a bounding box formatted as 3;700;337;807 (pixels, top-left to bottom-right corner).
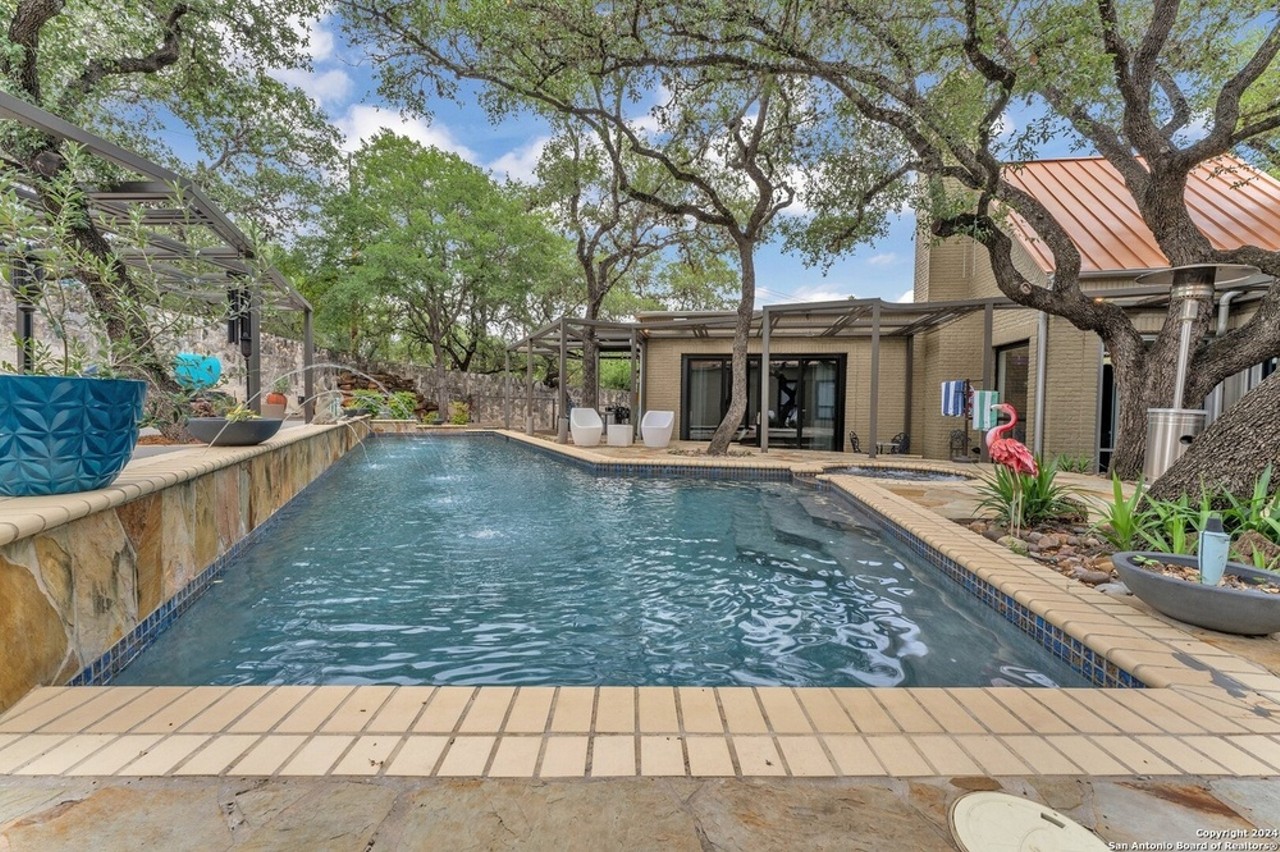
0;423;369;712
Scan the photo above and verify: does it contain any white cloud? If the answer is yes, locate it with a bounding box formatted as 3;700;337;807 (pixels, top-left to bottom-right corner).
489;136;550;184
334;105;480;161
867;252;899;267
273;67;353;107
787;284;854;304
895;288;915;303
289;14;336;62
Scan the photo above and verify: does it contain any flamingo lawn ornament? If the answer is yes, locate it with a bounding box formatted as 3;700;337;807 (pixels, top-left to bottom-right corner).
987;403;1038;536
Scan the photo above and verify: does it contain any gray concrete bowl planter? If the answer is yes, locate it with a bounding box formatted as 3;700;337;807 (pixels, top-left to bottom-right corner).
1112;551;1280;635
186;417;283;446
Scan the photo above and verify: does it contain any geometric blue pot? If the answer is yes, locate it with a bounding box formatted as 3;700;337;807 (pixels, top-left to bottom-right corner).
0;374;147;496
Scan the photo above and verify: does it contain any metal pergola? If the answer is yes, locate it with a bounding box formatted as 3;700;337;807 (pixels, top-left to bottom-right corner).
509;279;1276;456
0;91;315;418
505;297;1020;454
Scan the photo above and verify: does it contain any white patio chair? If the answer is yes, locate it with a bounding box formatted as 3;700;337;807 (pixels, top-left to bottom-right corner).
569;407;604;447
641;410;674;449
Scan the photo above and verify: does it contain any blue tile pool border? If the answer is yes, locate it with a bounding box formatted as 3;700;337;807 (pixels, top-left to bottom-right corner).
74;430;1141;690
815;482;1145;690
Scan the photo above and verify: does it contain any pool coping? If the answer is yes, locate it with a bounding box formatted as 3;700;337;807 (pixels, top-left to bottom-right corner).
0;423;358;548
1;429;1278;779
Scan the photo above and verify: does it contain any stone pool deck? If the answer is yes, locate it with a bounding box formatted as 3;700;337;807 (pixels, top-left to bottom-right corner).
2;429;1279;848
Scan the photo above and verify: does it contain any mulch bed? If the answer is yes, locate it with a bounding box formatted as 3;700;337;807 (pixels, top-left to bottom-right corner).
137;434;201;445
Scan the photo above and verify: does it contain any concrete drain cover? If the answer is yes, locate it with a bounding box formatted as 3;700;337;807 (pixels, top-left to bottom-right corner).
949;792;1108;851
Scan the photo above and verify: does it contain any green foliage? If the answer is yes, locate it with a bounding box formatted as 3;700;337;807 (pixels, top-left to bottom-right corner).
1094;473;1152;551
976;457;1075;528
344;389;419;420
1097;466;1280;558
344;390;384;417
1217;465;1280;542
598;360;633;391
1137;494;1199;555
1052;454;1094;474
448;401;470;425
389;392;419;420
219;402;260;423
303;132;574;373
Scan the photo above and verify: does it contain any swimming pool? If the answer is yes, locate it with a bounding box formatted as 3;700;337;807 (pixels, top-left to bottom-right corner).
115;436;1085;688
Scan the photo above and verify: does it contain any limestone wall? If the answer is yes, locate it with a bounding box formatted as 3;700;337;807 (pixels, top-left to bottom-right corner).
0;423;368;712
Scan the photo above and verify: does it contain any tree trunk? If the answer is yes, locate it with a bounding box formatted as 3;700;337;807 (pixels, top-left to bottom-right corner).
707;236;754;455
431;338;449;419
1149;370;1280;501
581;330;599;410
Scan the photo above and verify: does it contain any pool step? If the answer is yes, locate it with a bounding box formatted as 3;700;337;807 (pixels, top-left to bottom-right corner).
796;493;880;538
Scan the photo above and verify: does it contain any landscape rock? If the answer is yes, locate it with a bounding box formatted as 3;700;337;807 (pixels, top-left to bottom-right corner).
1075;569;1114;586
998;535;1030;556
1096;582;1132;596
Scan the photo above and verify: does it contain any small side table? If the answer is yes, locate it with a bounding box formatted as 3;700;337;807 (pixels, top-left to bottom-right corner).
607;424;633;446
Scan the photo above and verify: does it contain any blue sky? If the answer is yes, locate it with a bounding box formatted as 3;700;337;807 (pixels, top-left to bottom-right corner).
258;14;920;306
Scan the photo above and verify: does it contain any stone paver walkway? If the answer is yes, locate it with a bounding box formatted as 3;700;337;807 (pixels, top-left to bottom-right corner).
2;775;1278;850
3;430;1278;847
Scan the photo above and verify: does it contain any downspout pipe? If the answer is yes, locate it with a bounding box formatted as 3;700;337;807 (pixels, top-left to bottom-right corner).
1033;310;1048;458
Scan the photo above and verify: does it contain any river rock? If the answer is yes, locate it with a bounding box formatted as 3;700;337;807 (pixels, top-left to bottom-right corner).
998;535;1029;556
1074;568;1113;585
1096;582;1132;596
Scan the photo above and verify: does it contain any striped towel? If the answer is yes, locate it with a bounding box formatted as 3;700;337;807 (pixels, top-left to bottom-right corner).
941;380;966;417
971;390;1001;430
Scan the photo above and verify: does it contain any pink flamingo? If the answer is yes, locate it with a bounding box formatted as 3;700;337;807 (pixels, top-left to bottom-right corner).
986;403;1037;536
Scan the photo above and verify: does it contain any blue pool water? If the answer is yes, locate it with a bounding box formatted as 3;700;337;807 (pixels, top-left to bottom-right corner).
115;437;1085;688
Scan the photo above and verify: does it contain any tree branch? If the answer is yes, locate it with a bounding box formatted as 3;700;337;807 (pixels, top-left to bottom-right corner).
56;3;190;116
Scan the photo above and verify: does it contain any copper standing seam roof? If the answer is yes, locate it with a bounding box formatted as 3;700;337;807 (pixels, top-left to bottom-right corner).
1001;155;1280;276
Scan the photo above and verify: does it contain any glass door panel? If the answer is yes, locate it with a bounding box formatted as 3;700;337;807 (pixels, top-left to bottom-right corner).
684;359;725;440
800;359;839;450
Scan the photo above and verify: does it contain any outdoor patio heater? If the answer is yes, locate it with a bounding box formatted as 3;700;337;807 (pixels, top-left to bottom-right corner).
1135;263;1259;481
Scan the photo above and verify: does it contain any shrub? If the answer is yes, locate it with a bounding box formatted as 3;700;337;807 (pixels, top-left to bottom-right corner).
1137;493;1199;555
388;391;418;420
344;389;418;420
1093;473;1154;551
1217;465;1280;543
448;401;470;425
976;456;1075;528
1052;454;1094;474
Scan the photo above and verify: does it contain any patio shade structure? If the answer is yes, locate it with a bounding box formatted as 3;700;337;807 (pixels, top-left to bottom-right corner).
507;298;1015;455
510;279;1275;456
0;91;316;419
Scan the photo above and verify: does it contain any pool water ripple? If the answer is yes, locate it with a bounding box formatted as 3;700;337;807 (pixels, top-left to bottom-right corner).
115;437;1084;688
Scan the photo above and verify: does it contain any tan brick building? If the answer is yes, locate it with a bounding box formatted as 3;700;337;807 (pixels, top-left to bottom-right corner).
518;157;1279;467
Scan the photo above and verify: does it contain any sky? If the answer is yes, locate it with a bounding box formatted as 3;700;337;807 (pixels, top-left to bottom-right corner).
258;14;921;307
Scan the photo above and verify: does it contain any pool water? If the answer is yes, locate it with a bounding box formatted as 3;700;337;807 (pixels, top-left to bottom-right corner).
115;437;1085;688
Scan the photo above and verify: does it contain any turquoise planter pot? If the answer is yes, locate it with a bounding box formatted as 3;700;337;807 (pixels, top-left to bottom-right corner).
0;375;147;496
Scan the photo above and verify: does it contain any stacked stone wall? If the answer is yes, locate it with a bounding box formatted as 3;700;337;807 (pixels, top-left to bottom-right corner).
0;424;367;711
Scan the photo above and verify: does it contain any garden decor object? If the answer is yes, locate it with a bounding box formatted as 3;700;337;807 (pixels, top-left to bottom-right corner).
173;353;222;390
0;374;146;496
1112;551;1280;635
262;383;289;419
1198;514;1230;585
186;417;283;447
986;402;1037;537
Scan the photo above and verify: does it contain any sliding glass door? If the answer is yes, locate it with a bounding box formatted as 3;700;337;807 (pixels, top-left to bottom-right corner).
682;354;844;450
